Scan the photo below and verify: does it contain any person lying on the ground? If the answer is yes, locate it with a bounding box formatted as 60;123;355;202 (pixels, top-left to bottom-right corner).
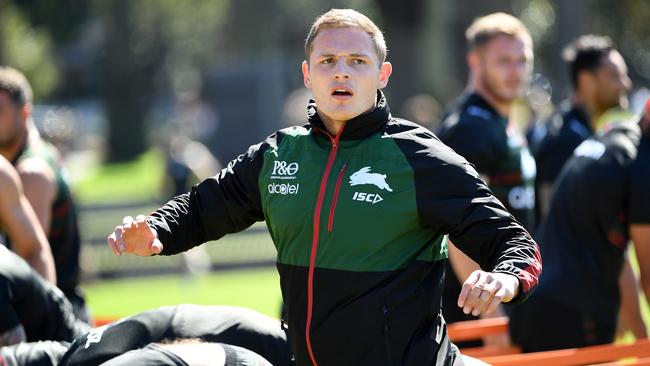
58;304;291;366
0;340;69;366
0;246;89;347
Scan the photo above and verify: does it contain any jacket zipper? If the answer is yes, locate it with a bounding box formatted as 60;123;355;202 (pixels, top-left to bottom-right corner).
327;163;348;233
383;304;395;366
306;128;343;366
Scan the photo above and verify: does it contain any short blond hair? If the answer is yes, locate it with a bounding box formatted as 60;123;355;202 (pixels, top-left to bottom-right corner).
0;66;33;106
304;9;387;63
465;12;532;50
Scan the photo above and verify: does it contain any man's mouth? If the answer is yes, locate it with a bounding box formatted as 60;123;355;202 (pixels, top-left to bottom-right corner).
331;87;353;98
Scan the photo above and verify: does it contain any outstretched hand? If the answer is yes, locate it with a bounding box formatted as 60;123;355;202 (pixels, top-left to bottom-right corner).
107;215;163;256
457;270;519;317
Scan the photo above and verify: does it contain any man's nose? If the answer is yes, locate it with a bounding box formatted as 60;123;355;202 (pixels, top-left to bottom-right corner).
334;61;351;79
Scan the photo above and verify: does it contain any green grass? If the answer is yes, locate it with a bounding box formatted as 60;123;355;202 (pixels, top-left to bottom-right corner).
82;267;283;319
72;150;165;204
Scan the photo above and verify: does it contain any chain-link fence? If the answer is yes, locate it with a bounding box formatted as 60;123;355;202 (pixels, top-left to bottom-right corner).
78;201;277;280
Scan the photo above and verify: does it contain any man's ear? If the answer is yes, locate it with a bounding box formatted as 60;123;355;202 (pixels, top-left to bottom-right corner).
378;62;393;89
467;50;480;74
302;61;311;88
21;103;32;121
577;71;596;95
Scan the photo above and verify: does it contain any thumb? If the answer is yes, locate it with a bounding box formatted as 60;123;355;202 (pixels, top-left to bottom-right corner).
151;238;163;255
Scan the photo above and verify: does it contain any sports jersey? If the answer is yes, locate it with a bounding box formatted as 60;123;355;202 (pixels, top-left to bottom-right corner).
529;102;592;188
143;91;541;365
510;122;650;351
0;246;89;343
437;93;536;229
58;304;290;366
437;93;537;327
528;101;592;225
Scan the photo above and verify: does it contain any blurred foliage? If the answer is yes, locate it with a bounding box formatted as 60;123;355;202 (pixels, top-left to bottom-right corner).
0;1;59;100
592;0;650;88
2;0;650;162
14;0;89;42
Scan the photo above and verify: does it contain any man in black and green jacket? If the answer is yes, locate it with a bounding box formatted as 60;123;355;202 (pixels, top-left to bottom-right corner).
108;9;541;366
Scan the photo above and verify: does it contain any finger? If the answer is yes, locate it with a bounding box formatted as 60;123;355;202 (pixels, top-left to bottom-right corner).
458;270;482;308
115;226;126;252
485;296;502;315
134;215;146;229
107;232;121;256
472;287;496;316
463;285;485;315
122;216;134;225
493;284;510;303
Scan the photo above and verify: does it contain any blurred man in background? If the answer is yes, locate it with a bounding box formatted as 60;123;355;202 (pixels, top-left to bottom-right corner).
509;103;650;351
526;36;642;341
0;154;56;284
436;13;537;341
529;35;632;218
0;67;88;322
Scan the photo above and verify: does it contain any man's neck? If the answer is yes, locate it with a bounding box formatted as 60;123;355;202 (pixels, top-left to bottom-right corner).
317;111;346;137
572;95;601;130
472;86;511;118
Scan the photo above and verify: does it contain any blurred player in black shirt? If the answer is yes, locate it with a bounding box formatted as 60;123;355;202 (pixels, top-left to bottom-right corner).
0;246;89;347
509;111;650;352
437;13;537;336
529;35;632;218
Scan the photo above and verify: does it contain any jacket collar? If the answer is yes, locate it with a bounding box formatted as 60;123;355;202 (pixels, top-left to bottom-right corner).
565;103;593;133
462;92;503;120
307;90;391;140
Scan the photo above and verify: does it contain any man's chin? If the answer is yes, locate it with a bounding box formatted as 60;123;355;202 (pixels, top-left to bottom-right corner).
494;90;520;104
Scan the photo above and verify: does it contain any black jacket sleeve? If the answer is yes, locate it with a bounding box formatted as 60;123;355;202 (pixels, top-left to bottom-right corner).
146;140;269;255
397;127;541;304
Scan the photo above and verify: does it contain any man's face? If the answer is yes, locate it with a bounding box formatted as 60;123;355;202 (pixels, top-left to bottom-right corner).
593;50;631;111
302;27;392;126
0;92;25;149
472;35;532;103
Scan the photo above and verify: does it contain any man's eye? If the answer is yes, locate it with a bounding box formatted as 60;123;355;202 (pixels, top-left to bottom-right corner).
352;59;366;65
321;58;334;64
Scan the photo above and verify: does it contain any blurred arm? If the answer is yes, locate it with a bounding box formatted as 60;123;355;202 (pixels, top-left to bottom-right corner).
0;161;56;283
16;158;56;235
617;252;647;339
632;224;650;335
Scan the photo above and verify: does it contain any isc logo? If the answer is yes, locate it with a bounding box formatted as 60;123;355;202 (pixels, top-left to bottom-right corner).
352;192;383;204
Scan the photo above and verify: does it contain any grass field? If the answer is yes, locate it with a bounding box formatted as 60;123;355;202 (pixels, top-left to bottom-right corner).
83;267;283;319
71;149;165;204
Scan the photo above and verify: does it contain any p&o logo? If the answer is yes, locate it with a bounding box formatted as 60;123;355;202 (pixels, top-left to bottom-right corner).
271;161;299;178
